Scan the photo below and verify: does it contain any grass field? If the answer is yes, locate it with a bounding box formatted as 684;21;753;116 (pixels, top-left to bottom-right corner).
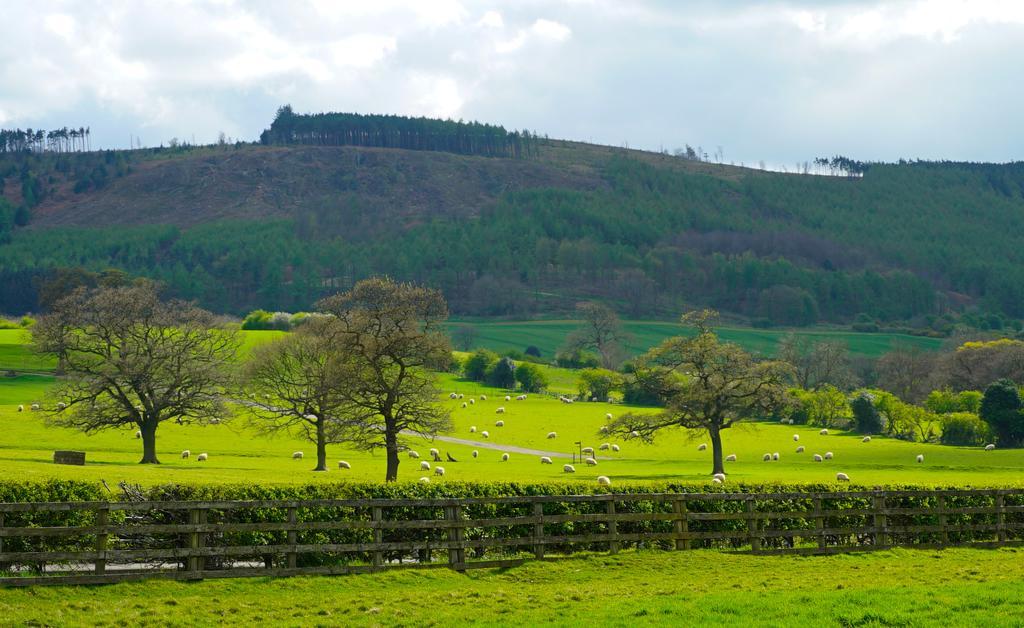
450;319;944;360
0;548;1022;625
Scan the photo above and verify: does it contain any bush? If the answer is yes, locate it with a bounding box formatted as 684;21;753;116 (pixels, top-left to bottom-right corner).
463;349;497;382
525;345;542;358
851;392;883;434
555;349;600;369
622;377;662;406
980;379;1024;447
577;368;622;402
515;362;548;393
486;357;517;389
940;413;991;446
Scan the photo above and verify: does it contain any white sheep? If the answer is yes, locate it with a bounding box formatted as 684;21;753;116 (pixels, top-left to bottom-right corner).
419;477;430;483
429;448;440;458
836;472;850;482
599;443;610;451
630;430;640;438
480;395;487;400
985;443;996;451
712;473;726;483
540;456;553;464
135;430;142;439
30;403;40;411
772;452;780;461
181;450;190;459
449;392;458;399
611;444;620;452
824;452;833;460
17;405;23;412
698;443;707;451
57;402;66;410
469;399;475;405
420;461;431;471
501;453;510;462
338;461;351;469
916;454;924;463
458;394;464;399
505;395;511;401
597;476;611;486
585;457;597;466
712;477;723;484
793;434;799;441
434;466;445;476
461;402;467;408
481;430;489;438
796;446;805;453
292;451;304;460
813;454;823;462
725;454;737;462
600;426;609;433
210;418;221;425
516;395;527;401
496;407;505;414
582;446;594;455
605;413;613;420
820;429;829;436
862;436;871;443
563;464;576;473
495;420;504;427
470;426;477;433
763;453;771;461
197;453;208;461
472;450;479;458
547;432;558;439
408;450;420;459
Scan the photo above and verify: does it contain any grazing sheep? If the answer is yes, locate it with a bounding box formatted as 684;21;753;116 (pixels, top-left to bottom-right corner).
793;434;799;441
449;392;458;399
916;454;924;463
600;425;609;433
57;402;66;410
772;452;780;461
434;466;445;476
481;431;489;438
480;395;487;400
501;453;510;462
836;472;850;482
292;452;303;460
505;395;511;401
599;443;610;451
495;407;505;414
495;420;504;427
585;457;597;466
630;431;640;438
181;450;190;459
135;430;142;439
796;446;805;453
712;473;727;483
547;432;558;439
516;395;527;401
985;443;996;451
430;447;440;458
338;461;351;470
563;464;576;473
408;450;420;459
470;426;477;433
210;418;220;425
461;402;467;408
17;405;23;412
725;454;737;462
813;454;823;462
862;436;871;443
598;476;611;486
472;450;479;458
582;447;595;455
820;429;829;436
420;461;431;471
458;394;464;399
611;444;620;452
824;452;833;460
197;453;208;462
712;477;723;484
540;456;553;464
419;477;430;483
30;403;40;411
469;399;475;405
698;443;707;451
763;453;772;461
605;413;613;420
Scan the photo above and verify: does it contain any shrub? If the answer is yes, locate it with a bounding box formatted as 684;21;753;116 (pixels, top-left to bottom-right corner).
980;379;1024;447
525;345;542;358
940;412;991;446
515;362;548;393
555;349;600;369
486;357;517;389
851;392;883;434
622;377;662;406
463;349;497;382
577;368;623;402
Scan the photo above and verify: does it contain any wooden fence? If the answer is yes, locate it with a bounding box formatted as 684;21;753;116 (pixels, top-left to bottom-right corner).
1;488;1023;586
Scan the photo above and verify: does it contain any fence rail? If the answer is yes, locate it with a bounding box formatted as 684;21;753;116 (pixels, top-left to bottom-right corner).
1;488;1022;586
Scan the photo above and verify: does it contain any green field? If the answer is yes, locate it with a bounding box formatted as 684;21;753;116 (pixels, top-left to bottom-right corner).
451;320;944;360
0;548;1021;625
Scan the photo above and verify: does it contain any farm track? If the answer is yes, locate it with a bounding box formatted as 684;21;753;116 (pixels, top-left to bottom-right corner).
415;432;611;460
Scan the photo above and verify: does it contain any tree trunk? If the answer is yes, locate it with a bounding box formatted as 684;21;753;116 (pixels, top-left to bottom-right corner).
709;424;724;475
139;419;160;464
385;424;400;482
314;419;328;472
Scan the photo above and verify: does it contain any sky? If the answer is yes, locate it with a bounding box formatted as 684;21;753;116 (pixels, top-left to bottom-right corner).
2;0;1023;165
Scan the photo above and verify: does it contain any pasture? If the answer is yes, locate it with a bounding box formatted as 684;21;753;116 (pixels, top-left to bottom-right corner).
0;548;1022;625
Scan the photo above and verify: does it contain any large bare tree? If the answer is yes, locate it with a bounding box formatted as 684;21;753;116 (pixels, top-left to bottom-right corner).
562;301;630;369
317;277;452;482
609;310;792;475
33;283;238;464
777;334;856;390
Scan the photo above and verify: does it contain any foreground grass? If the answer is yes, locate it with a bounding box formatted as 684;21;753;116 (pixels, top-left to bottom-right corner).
0;548;1021;626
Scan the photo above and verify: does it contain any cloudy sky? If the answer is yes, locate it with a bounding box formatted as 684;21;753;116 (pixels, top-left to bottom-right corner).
2;0;1023;165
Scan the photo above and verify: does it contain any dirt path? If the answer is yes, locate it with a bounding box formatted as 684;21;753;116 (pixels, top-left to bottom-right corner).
408;432;611;460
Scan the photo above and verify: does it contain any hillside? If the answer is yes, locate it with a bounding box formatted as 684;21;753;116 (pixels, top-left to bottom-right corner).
2;120;1024;330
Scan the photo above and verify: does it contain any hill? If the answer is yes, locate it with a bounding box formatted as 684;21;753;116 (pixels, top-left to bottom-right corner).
2;113;1024;332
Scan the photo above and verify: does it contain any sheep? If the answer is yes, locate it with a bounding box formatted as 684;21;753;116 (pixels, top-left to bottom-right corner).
501;453;510;462
472;450;479;458
985;443;996;451
763;453;772;461
581;447;595;455
458;394;464;399
429;447;440;458
505;395;511;401
434;466;445;476
210;418;221;425
796;446;805;453
470;426;477;433
836;472;850;482
824;452;833;460
408;450;420;459
57;402;66;410
30;403;40;411
630;430;640;438
563;464;576;473
712;473;727;483
611;444;620;452
813;454;823;462
820;429;829;436
338;461;351;470
793;434;799;442
197;453;208;462
585;457;598;466
419;477;430;483
540;456;553;464
469;399;475;405
862;436;871;443
599;443;610;451
495;420;504;427
547;432;558;439
605;413;613;420
17;405;23;412
600;425;610;434
725;454;737;462
461;402;467;408
420;461;431;471
292;451;303;460
772;452;780;461
495;407;505;414
516;395;527;401
697;443;707;451
449;392;458;399
135;430;142;439
712;477;723;484
181;450;190;459
481;430;489;438
916;454;924;463
597;476;611;486
480;394;487;400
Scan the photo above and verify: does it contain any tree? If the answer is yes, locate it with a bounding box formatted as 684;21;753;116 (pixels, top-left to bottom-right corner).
850;392;883;434
609;310;792;475
33;282;238;464
316;277;452;482
463;349;497;382
777;335;855;390
562;302;630;369
451;325;478;351
242;319;349;471
515;362;548;393
980;379;1024;447
577;368;622;402
876;343;938;403
486;357;517;389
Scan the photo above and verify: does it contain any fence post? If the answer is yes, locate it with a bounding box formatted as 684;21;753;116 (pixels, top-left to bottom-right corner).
372;506;384;569
95;506;109;575
938;494;949;545
446;504;465;571
0;512;7;572
606;499;619;554
746;498;760;553
814;496;826;550
533;502;545;559
996;493;1007;545
187;508;203;576
673;498;690;550
287;506;298;570
873;492;887;548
